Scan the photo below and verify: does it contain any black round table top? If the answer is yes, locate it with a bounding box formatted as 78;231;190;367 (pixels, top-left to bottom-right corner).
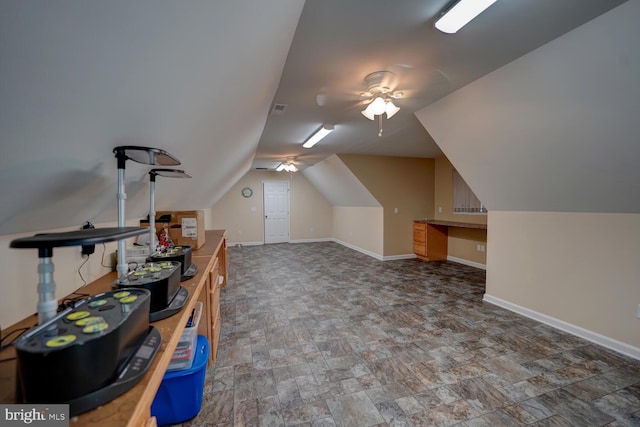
10;227;147;249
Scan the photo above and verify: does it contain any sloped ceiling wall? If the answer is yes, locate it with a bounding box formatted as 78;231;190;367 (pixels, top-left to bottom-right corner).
415;0;639;214
302;155;380;207
0;1;304;235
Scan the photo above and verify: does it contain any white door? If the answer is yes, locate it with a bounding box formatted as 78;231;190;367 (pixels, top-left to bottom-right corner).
264;181;290;244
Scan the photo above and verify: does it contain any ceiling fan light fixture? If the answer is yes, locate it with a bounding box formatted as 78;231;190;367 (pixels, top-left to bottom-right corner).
435;0;497;34
385;100;400;118
361;108;375;121
276;162;297;172
303;124;334;149
360;70;403;136
368;96;387;116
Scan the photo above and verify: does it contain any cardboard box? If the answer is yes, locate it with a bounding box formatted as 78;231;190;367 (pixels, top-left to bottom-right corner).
155;210;206;250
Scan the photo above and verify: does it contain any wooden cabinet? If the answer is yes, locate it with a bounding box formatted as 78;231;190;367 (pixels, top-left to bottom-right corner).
192;230;227;366
208;258;222;364
413;221;448;261
413;220;488;262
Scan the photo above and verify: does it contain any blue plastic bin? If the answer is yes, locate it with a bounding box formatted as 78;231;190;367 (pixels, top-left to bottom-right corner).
151;335;209;426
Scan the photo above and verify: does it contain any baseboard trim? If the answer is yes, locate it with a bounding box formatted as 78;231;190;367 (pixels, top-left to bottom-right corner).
383;254;417;261
483;294;640;361
332;239;384;261
229;239;471;265
289;238;334;244
227;240;264;247
447;256;486;270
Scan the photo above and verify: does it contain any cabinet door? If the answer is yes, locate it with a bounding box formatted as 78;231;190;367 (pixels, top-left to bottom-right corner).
413;222;427;257
206;257;221;364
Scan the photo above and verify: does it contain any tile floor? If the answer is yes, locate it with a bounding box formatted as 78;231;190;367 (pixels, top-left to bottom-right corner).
176;242;640;427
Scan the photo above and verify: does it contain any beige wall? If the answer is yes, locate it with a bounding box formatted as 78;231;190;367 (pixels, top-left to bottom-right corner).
0;220;138;327
448;228;487;265
434;155;487;265
209;170;332;245
486;211;640;350
332;206;384;257
338;155;434;256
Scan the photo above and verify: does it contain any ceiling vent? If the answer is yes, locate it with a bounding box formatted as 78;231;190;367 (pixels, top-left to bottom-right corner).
271;103;288;115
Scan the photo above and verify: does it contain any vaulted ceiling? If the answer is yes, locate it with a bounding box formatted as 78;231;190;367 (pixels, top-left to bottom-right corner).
0;0;629;235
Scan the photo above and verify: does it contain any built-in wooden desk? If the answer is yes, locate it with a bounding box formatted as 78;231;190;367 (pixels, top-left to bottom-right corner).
421;220;487;230
0;230;227;427
413;220;487;261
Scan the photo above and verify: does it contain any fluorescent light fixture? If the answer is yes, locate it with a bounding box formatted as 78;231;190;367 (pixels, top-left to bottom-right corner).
435;0;497;34
303;124;334;149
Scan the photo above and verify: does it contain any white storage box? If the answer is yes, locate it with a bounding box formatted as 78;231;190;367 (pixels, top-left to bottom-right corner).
125;245;150;265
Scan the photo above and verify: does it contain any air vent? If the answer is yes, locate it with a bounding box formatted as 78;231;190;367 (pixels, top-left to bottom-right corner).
255;167;268;170
271;103;287;115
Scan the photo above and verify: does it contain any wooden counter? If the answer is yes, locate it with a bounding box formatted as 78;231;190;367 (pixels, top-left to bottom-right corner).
413;220;486;261
420;219;487;230
0;230;227;427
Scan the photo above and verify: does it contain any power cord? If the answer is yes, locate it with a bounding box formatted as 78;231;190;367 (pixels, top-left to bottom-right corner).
101;243;115;270
78;253;90;285
0;325;30;358
59;292;90;312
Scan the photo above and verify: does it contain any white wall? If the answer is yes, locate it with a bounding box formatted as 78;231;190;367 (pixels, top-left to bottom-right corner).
302;155;380;208
0;1;304;235
415;0;640;214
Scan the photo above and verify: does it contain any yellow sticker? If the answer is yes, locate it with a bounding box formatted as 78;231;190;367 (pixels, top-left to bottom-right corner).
75;316;105;327
113;291;131;299
120;295;138;304
66;311;90;321
83;322;109;334
88;299;107;308
45;334;77;348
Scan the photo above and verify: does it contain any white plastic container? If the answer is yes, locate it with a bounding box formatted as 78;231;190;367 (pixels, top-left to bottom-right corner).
167;301;202;371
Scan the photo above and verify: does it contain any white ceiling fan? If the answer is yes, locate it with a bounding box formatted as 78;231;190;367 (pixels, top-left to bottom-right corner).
359;70;406;137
